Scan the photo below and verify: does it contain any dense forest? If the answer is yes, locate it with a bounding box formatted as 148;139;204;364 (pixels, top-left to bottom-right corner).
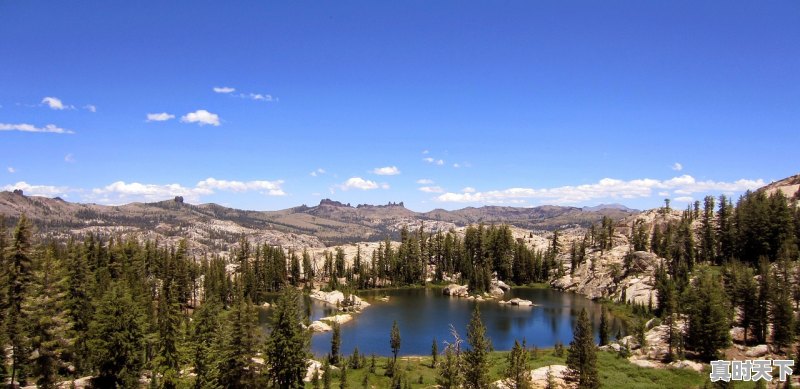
0;189;799;387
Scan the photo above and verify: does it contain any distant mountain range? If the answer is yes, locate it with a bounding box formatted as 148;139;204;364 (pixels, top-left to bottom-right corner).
0;191;636;248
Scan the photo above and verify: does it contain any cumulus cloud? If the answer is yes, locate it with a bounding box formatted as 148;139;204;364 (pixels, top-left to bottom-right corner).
213;86;236;94
372;166;400;176
196;178;285;196
146;112;175;122
338;177;381;191
181;110;220;126
41;97;73;110
87;177;285;204
435;175;764;205
0;123;74;134
419;186;444;193
2;181;71;197
423;157;444;165
310;168;326;177
672;162;683;171
416;179;434;185
462;187;476;193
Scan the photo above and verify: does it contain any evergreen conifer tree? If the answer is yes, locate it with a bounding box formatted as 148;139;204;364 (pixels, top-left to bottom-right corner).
565;308;599;389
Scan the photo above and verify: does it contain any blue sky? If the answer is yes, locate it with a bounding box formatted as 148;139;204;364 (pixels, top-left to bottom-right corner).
1;1;798;211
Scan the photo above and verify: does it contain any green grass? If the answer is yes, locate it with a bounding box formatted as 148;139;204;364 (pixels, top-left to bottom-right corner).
308;349;712;388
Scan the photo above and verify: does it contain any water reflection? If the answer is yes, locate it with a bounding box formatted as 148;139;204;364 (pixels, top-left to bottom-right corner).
261;287;625;357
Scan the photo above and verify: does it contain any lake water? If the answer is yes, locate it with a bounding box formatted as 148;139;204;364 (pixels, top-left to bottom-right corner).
261;287;625;357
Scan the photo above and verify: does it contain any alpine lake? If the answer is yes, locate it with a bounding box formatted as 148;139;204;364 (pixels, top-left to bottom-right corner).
260;287;626;357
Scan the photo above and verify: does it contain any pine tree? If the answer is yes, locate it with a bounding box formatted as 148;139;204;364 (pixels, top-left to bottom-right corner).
598;308;609;346
64;240;93;374
772;255;795;352
216;296;259;388
88;282;146;388
155;280;182;389
25;246;72;389
190;299;221;389
331;322;341;366
266;287;309;389
684;267;731;361
505;339;531;389
6;215;34;386
390;320;401;373
431;338;438;368
565;308;599;389
437;326;464;389
322;359;332;389
339;363;349;389
0;216;7;384
463;305;491;389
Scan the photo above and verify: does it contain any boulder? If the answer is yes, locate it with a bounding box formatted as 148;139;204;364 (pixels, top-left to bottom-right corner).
308;321;333;332
530;365;568;388
489;286;505;297
505;298;534;306
668;360;705;373
320;314;353;325
443;284;469;297
745;344;769;357
494;280;511;291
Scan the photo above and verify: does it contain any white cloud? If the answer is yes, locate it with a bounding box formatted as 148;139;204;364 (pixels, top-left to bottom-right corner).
2;182;70;197
435;175;765;205
462;187;476;193
7;167;15;173
41;97;74;110
213;86;236;94
372;166;400;176
422;149;429;155
83;105;97;113
146;112;175;122
64;154;75;163
196;178;285;196
0;122;74;134
672;162;683;171
423;157;444;165
338;177;381;191
241;93;274;102
658;191;670;197
181;110;220;126
416;179;434;185
674;196;694;203
453;163;461;168
87;177;285;204
310;168;326;177
419;186;444;193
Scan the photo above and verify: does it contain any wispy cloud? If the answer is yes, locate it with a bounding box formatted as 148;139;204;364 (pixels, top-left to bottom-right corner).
0;123;74;134
146;112;175;122
181;110;220;126
239;93;274;102
64;154;75;163
416;179;434;185
419;186;444;193
372;166;400;176
310;168;326;177
423;157;444;165
83;104;97;113
462;187;476;193
7;167;15;174
435;175;764;205
337;177;383;191
672;162;683;171
41;97;74;110
213;86;236;94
